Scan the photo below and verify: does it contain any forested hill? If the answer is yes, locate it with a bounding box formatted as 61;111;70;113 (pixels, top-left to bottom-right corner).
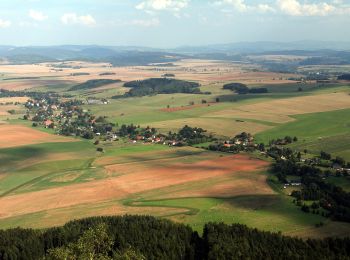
69;79;121;91
0;215;349;259
113;78;203;98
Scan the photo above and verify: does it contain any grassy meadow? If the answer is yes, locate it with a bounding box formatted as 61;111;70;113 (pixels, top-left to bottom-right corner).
255;109;350;160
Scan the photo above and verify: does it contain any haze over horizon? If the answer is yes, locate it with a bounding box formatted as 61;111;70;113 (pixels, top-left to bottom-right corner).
0;0;350;48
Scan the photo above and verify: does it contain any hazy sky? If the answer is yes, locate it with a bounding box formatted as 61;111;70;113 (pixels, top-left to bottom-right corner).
0;0;349;47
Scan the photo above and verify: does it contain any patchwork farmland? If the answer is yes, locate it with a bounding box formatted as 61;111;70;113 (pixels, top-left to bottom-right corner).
0;57;350;241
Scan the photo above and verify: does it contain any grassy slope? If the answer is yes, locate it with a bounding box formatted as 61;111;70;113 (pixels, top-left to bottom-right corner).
255;109;350;160
0;141;97;196
129;195;325;234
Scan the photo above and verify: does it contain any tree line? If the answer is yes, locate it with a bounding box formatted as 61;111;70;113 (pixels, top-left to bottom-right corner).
223;83;268;94
1;215;349;260
112;78;208;98
69;79;121;91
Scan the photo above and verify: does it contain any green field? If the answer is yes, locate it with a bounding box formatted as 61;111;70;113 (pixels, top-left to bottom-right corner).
255;109;350;160
0;141;97;196
126;195;325;234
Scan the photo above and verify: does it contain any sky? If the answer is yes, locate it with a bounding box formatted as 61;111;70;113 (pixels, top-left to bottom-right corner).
0;0;349;47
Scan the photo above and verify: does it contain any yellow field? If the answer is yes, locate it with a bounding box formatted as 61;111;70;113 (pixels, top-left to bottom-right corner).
0;97;29;103
0;124;76;148
150;117;272;136
205;92;350;123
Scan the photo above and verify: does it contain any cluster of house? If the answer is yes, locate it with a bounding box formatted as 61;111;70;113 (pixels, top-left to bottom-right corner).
26;99;58;110
332;163;350;174
128;134;182;146
97;132;118;142
283;181;302;189
86;98;109;105
222;135;255;148
26;98;89;131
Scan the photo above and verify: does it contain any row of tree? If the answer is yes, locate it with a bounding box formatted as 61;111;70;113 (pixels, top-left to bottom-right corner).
1;216;349;259
223;83;268;94
113;78;205;98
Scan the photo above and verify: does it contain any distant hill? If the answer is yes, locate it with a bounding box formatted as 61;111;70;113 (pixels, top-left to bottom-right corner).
1;42;350;66
174;41;350;53
0;45;186;66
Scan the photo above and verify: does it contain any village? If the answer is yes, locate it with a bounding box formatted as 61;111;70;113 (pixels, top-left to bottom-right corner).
22;95;215;149
22;94;350;177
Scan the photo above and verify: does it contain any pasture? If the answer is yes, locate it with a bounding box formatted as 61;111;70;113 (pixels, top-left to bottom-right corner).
255;109;350;160
0;141;96;196
205;92;350;123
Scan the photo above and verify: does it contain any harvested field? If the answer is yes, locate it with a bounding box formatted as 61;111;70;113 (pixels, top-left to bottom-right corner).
149;117;272;136
0;105;17;116
206;92;350;123
160;102;217;112
0;60;299;89
0;97;28;103
0;79;74;91
0;154;269;219
0;125;76;148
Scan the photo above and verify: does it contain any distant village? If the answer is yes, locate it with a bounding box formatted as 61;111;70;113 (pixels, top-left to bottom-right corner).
23;95;213;148
23;95;350;178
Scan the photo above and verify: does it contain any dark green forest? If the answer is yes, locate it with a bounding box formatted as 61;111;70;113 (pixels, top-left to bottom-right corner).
1;216;349;260
222;83;268;94
338;74;350;80
69;79;121;91
113;78;203;98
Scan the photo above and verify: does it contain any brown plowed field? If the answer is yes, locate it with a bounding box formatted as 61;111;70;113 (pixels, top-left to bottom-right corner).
0;125;76;148
0;154;269;219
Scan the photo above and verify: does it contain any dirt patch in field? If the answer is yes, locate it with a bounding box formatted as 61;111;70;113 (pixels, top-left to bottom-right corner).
51;173;82;183
0;154;269;219
206;92;350;123
0;124;76;148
